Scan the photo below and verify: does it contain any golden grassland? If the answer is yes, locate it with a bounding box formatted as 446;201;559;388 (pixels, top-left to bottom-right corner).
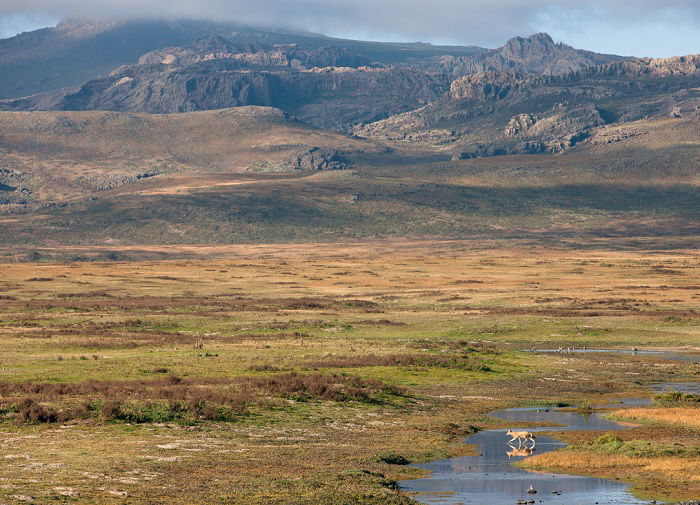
613;408;700;430
0;241;698;504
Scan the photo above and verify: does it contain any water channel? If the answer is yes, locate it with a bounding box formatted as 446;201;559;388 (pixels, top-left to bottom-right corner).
400;350;699;505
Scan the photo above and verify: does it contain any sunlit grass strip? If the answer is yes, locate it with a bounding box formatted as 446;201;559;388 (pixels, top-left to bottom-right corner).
526;450;700;480
612;408;700;430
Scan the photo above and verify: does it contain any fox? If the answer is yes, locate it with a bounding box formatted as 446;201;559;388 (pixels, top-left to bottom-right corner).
506;428;536;446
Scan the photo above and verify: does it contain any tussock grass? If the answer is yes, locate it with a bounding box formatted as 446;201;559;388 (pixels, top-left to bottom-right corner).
654;390;700;406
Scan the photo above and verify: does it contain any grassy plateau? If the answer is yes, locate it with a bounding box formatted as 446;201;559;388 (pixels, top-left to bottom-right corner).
0;240;698;504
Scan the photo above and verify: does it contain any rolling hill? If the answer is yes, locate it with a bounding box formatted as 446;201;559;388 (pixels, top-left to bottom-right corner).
0;107;697;250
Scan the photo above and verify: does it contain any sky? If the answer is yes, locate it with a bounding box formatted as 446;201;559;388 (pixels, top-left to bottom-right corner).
0;0;698;57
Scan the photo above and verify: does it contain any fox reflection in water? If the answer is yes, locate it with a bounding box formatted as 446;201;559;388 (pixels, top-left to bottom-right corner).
506;445;535;459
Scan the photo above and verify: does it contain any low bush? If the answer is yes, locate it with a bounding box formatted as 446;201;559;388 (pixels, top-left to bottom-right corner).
375;452;410;465
241;373;406;403
439;422;481;438
16;399;61;424
654;390;700;406
592;433;624;451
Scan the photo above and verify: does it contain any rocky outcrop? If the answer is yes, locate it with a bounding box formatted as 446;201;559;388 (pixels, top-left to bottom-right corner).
283;147;351;170
504;113;539;136
448;54;700;106
0;168;32;205
0;18;488;100
450;71;526;101
358;48;700;156
504;104;604;140
570;54;700;80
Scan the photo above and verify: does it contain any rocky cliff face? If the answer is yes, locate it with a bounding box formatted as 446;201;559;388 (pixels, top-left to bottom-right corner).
0;19;484;100
449;71;526;100
0;37;445;131
283;147;351;171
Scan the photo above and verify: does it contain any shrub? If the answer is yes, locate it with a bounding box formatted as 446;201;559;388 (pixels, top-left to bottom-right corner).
16;399;60;424
112;401;187;423
590;433;699;458
102;400;123;420
247;364;282;372
241;372;406;403
592;433;624;451
375;452;410;465
654;390;700;406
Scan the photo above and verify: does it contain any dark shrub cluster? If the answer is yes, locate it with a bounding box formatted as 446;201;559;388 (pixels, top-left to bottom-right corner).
240;373;406;403
438;422;481;438
375;452;410;465
2;372;405;424
96;398;242;424
17;398;61;424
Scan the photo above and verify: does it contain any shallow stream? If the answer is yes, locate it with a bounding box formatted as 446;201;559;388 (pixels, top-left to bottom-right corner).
400;350;699;505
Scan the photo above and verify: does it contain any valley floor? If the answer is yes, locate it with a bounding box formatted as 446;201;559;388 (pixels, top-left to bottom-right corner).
0;240;698;504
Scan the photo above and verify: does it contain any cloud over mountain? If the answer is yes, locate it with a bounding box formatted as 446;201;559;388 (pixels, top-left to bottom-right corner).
1;0;699;56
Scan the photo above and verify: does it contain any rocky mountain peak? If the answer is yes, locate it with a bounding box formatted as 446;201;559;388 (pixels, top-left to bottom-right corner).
499;33;567;63
436;32;625;79
503;33;556;53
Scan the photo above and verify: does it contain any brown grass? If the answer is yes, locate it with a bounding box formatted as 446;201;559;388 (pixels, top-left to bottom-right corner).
613;408;700;430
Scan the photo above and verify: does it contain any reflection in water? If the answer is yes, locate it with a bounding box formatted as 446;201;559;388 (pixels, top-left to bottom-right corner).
506;445;534;459
401;357;699;505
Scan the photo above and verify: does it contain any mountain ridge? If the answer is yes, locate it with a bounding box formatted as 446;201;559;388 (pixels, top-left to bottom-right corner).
0;18;486;100
0;27;635;134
